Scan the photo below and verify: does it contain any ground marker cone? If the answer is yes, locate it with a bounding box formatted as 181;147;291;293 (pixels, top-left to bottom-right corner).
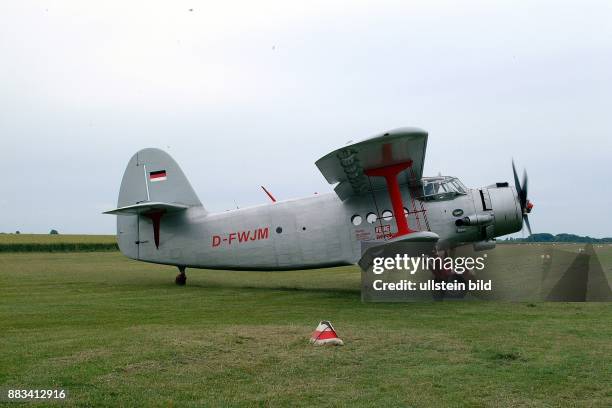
310;321;344;346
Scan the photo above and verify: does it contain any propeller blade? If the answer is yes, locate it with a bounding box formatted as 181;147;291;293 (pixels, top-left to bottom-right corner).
523;214;532;236
513;160;533;235
520;170;528;211
512;160;529;212
512;161;523;211
512;160;521;197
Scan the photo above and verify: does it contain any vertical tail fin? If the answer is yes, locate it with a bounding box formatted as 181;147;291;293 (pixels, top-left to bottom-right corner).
117;148;202;209
107;148;202;260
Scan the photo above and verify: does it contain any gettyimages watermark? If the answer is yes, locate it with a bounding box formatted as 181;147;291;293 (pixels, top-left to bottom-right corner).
372;253;487;275
359;241;612;302
371;253;491;292
365;250;492;300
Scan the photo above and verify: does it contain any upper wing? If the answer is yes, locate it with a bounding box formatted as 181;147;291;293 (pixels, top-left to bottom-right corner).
315;127;428;200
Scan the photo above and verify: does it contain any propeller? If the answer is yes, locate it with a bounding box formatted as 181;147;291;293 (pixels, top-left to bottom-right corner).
512;160;533;235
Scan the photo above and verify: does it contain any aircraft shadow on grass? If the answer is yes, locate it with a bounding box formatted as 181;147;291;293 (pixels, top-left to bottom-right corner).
128;276;361;296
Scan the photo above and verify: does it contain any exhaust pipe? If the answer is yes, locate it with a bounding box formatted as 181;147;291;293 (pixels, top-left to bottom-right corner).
455;214;494;227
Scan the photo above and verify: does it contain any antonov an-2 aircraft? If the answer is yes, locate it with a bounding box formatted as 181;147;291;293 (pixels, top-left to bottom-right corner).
105;127;533;285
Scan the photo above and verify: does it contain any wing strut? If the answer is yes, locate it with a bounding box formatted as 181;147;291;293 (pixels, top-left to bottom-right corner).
365;160;415;237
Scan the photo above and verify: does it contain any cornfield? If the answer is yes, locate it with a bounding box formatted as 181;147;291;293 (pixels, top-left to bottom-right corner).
0;234;118;252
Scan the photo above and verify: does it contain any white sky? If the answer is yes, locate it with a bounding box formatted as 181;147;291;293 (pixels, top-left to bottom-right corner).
1;0;611;237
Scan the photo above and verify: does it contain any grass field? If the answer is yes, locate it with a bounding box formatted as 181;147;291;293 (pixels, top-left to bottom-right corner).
1;242;612;406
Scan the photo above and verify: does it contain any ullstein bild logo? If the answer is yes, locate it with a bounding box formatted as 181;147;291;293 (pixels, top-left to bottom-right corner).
359;242;612;302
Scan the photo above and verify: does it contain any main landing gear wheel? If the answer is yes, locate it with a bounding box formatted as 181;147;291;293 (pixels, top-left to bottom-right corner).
175;266;187;286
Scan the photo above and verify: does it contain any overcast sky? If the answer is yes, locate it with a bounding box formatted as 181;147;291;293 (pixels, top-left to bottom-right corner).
1;1;611;237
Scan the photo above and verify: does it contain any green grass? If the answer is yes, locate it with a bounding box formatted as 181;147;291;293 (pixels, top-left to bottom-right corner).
0;234;117;252
1;250;612;407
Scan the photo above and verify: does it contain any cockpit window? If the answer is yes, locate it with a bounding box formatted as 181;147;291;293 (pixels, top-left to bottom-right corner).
449;179;467;194
421;177;467;201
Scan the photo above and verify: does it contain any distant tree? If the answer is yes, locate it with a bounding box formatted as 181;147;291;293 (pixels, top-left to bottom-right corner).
526;233;555;242
50;229;59;235
507;233;612;243
15;231;20;234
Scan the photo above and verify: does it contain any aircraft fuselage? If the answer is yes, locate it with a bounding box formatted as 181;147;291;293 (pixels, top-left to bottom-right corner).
119;181;522;270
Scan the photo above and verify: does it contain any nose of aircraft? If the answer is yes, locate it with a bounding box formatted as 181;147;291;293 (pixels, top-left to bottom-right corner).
486;185;523;236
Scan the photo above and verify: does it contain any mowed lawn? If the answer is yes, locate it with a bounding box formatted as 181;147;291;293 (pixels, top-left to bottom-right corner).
1;249;612;407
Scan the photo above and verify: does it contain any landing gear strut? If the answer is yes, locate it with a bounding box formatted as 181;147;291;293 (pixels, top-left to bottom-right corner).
175;266;187;286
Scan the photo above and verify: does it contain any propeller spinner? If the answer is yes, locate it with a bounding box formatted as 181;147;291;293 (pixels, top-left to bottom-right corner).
512;160;533;235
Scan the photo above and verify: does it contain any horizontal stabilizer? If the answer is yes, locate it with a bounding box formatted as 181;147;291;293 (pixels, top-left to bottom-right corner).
103;201;189;215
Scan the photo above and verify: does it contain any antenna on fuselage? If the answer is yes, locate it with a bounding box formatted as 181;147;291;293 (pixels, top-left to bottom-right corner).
261;186;277;203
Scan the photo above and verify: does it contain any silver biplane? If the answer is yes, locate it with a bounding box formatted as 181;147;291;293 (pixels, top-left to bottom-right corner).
105;127;533;284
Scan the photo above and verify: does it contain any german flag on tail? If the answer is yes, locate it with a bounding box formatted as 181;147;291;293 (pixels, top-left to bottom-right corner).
149;170;167;182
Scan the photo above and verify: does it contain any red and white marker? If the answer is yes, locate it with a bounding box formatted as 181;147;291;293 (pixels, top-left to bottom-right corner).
310;321;344;346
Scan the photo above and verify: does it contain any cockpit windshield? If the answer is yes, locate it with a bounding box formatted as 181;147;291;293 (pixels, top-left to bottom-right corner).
421;177;467;200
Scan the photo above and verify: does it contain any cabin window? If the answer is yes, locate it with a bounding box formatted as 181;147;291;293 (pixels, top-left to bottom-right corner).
421;176;468;201
382;210;393;221
351;215;362;226
366;212;377;223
